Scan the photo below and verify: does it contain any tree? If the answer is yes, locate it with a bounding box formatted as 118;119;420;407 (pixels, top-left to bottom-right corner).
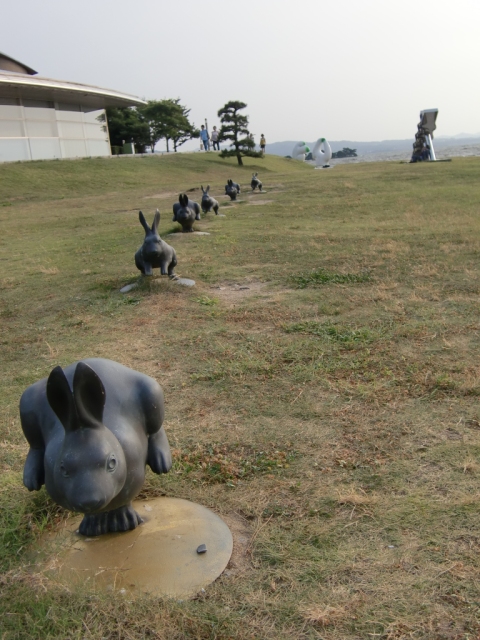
138;100;174;153
217;100;262;166
139;99;198;153
105;107;150;153
170;101;200;152
332;147;357;158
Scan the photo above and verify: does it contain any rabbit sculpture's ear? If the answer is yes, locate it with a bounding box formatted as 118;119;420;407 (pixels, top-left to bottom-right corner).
201;185;205;193
206;185;210;193
47;366;79;433
73;362;105;428
179;194;186;207
139;211;151;234
152;209;160;233
47;363;106;432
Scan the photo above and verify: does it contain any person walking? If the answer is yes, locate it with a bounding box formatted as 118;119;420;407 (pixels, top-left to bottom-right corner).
211;126;220;150
200;125;209;151
260;134;266;155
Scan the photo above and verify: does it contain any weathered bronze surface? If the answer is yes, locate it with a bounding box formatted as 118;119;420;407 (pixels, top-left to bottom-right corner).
36;497;233;598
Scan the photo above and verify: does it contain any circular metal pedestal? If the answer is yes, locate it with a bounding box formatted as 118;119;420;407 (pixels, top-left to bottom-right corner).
39;497;233;598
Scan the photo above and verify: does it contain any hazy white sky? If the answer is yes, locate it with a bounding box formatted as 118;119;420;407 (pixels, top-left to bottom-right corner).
3;0;480;148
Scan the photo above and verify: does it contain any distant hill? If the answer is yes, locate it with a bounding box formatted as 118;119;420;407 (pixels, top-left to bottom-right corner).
265;137;480;158
437;133;480;139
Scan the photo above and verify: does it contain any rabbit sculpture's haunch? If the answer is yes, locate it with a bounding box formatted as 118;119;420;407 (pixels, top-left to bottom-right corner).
225;179;240;200
201;185;219;215
172;194;201;232
135;210;177;276
20;358;172;537
251;173;262;191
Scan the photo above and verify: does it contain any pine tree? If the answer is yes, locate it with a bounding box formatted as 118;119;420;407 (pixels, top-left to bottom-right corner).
217;101;262;166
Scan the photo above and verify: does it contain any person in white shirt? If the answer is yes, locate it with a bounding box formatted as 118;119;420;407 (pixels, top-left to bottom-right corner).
211;126;220;150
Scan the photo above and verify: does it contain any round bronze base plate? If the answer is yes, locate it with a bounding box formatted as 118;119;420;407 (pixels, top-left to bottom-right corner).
36;497;233;598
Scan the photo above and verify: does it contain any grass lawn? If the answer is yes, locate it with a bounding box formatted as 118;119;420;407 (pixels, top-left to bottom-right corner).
1;152;480;639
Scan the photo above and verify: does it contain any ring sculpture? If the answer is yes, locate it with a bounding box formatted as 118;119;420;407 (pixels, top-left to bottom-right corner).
291;141;310;161
312;138;332;168
20;359;172;537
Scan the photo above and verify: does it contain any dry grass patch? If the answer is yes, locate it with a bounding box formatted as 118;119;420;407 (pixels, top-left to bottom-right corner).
300;603;350;628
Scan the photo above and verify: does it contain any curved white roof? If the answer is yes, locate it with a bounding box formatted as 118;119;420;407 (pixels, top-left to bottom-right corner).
0;71;146;109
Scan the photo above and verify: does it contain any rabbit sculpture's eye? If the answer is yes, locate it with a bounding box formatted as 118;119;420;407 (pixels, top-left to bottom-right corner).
106;453;117;473
60;461;69;478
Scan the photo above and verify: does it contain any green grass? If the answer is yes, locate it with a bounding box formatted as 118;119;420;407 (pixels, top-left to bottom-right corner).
1;152;480;638
284;320;380;344
291;268;372;288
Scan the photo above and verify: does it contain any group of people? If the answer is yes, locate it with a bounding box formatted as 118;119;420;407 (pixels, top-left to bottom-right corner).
199;125;266;155
200;125;220;151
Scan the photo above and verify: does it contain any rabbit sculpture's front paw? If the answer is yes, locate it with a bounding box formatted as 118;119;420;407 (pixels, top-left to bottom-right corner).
147;430;172;474
79;504;143;536
23;448;45;491
107;504;143;533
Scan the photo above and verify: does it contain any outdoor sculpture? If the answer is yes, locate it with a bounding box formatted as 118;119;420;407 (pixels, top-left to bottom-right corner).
135;210;177;276
231;179;241;193
410;109;438;162
292;141;310;161
201;185;219;215
172;194;201;232
312;138;332;168
225;179;240;200
251;173;262;191
20;359;172;536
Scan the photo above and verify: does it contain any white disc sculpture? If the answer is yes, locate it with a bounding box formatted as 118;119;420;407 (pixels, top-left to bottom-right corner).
292;141;310;161
312;138;332;168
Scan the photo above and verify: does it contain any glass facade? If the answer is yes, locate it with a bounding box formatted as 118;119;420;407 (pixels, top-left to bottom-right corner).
0;97;110;162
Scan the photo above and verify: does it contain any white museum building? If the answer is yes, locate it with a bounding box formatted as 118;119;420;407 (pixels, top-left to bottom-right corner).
0;52;145;163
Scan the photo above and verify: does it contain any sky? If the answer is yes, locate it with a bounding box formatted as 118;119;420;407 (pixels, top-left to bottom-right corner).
2;0;480;151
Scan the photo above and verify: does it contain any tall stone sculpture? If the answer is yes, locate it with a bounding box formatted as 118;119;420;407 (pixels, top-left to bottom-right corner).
20;359;172;536
410;109;438;162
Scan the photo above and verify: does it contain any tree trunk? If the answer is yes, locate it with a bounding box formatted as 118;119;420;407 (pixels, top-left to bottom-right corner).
236;153;243;166
165;137;170;153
